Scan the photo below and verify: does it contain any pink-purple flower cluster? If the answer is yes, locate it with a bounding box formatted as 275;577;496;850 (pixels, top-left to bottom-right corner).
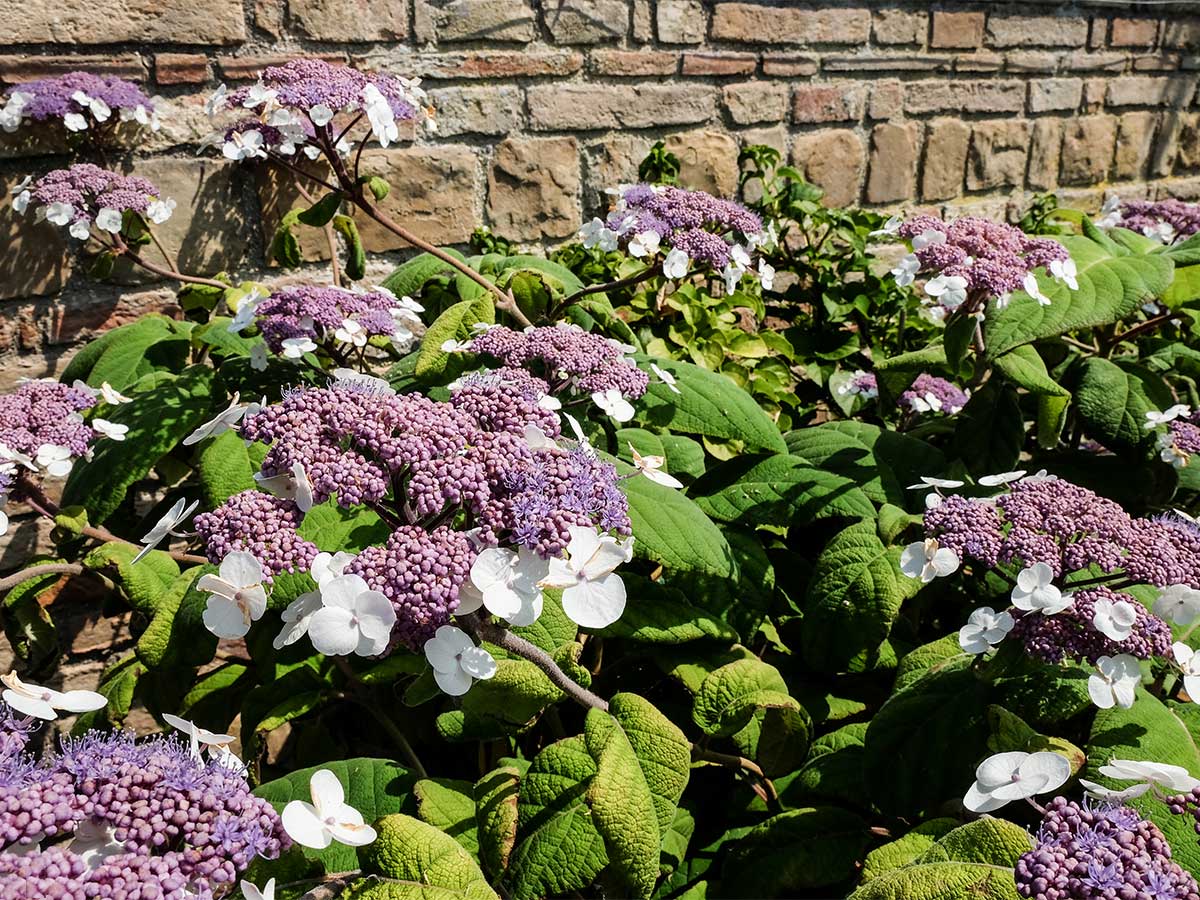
194;490;319;575
252;284;420;356
1;72;158;134
1011;585;1172;665
450;368;561;437
1102;198;1200;244
898;374;969;416
0;713;288;899
468;324;649;399
1016;796;1199;900
0;379;97;461
16;164;174;240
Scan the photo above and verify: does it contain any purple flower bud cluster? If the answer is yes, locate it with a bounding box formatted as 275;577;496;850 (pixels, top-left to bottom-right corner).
254;284;416;354
898;374;969;416
607;183;763;269
1122;514;1200;591
1011;585;1172;665
193;489;318;575
0;378;97;459
348;524;475;649
898;214;1069;299
1165;419;1200;464
1167;785;1200;844
450;368;561;437
0;722;288;899
2;72;157;133
22;164;170;235
1016;796;1199;899
469;324;649;399
1112;199;1200;243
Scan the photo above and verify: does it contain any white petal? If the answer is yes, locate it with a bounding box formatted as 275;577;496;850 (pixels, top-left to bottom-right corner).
52;689;108;713
281;801;332;849
219;551;265;589
327;819;377;847
307;607;360;656
434;666;474;696
1;689;57;720
561;573;626;628
203;595;252;639
458;646;497;680
471;547;518;592
1017;752;1071;795
321;573;372;611
310;769;347;811
1088;673;1116;709
962;782;1008;813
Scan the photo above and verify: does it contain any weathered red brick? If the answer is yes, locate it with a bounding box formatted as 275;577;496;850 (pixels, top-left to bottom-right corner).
930;10;984;50
791;83;866;124
761;55;818;77
588;50;678;77
418;50;584;80
904;79;1025;115
986;14;1089;49
155;53;209;85
681;52;757;77
710;4;871;45
0;54;147;84
865;122;919;203
1111;18;1159;48
873;9;926;46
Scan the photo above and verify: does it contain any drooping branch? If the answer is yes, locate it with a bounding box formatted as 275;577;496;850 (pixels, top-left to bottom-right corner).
0;563;86;593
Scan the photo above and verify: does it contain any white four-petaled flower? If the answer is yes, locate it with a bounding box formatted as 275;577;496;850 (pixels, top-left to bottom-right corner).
282;769;377;849
183;393;250;446
925;274;968;310
92;418;128;441
591;388;634;423
958;607;1014;655
1088;654;1141;709
1092;597;1138;642
0;670;107;721
1011;563;1072;615
651;363;681;394
899;538;959;583
962;751;1071;813
1022;272;1052;306
162;712;235;761
241;878;276;900
457;546;547;626
281;336;317;358
254;461;315;514
1050;257;1079;290
197;552;269;639
890;254;920;287
1146;405;1191;429
133;497;199;564
35;444;74;477
662;248;689;280
630;445;683;489
423;624;497;696
1155;584;1200;625
539;526;632;628
306;574;397;657
1173;642;1200;702
1095;758;1200;792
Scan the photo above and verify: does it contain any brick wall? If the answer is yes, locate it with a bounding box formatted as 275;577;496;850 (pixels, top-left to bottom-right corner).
2;0;1199;386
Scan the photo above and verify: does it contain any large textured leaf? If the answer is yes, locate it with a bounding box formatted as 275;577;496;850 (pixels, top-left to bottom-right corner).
1;560;61;674
608;693;691;837
62;367;216;523
414;779;479;857
984;234;1174;358
297;501;391;552
859;819;958;883
437;658;564;741
786;722;868;808
357;814;497;900
722;807;867;895
692;658;801;738
784;421;945;507
993;345;1071;449
632;356;787;453
196;431;260;507
73;653;144;733
255;759;416;874
802;522;920;671
1086;689;1200;874
380;248;469;300
595;576;738;644
82;541;179;616
693;453;875;526
618;465;734;579
415;296;495;381
66;315;190;390
952;382;1024;477
475;766;520;879
1074;357;1172;450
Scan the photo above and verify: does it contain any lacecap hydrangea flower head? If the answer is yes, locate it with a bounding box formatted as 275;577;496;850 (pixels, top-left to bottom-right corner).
14;163;175;240
579;183;776;293
1096;194;1200;245
0;71;159;135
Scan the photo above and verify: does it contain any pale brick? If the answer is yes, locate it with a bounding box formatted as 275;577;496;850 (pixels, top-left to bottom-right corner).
954;51;1003;73
4;0;246;44
761;55;818;77
1177;117;1200;171
1083;79;1106;113
1106;75;1196;107
1005;51;1061;74
665;131;740;197
1028;78;1082;113
544;0;627;44
254;0;284;38
527;83;715;130
1111;18;1159;48
986;14;1089;49
415;0;536;42
920;118;970;201
428;86;522;136
486;137;579;241
417;50;583;80
873;9;925;46
1060;116;1116;184
791;83;865;124
710;4;870;45
657;0;706;44
1027;118;1063;190
1152;114;1188;177
0;54;147;82
589;50;678;77
1088;17;1106;50
632;0;652;41
868;80;903;120
1133;55;1180;73
155;53;208;85
0;173;72;300
822;54;951;73
904;79;1025;114
1065;50;1128;73
790;130;864;208
583;135;651;212
866;122;919;203
930;9;984;50
967;120;1032;190
290;0;407;41
352;147;478;249
1115;111;1157;179
722;81;789;125
682;52;757;77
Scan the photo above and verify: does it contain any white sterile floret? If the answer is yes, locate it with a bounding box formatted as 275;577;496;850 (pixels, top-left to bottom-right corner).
523;423;558;452
362;83;399;148
198;551;270;639
757;258;775;290
99;382;133;404
1155;584;1200;626
254;461;315;514
911;229;946;251
722;261;746;295
94;208;123;234
626;230;661;258
309;103;335;126
183;393;250;446
306;573;397;657
539;526;633;628
440;339;472;353
591;388;635;423
241;878;276;900
1095;195;1123;229
282;336;317;358
898;538;959;583
925;274;968;310
133;497;199;564
1011;562;1072;615
250;344;269;371
578;217;619;252
890;254;919;287
424;624;497;696
1021;272;1052;306
651;362;681;394
1097;758;1200;792
962;751;1071;813
162;712;235;761
70;819;125;869
274;590;323;651
1088;654;1141;709
1050;257;1079;290
1076;779;1152;803
334;318;368;347
1146;404;1191;429
1092;597;1139;642
1173;642;1200;702
11;174;32;213
227;288;264;334
35;444;74;477
91;418;128;441
282;769;377;849
630;445;683;489
45;201;75;226
978;470;1027;487
958;607;1014;654
869;215;901;238
146;197;176;224
223;129;267;161
0;670;107;721
662;248;689;280
457;546;547;626
63;113;89;132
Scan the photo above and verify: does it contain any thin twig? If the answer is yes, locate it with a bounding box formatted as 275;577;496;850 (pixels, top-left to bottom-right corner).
691;746;779;810
561;265;661;304
1106;311;1178;349
0;563;85;593
144;223;181;275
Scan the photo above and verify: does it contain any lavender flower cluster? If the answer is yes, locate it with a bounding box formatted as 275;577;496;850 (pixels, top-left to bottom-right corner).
1161;411;1200;469
1098;196;1200;244
0;709;288;899
0;379;98;482
250;284;421;357
1;72;159;134
889;215;1072;321
194;490;319;576
208;58;432;161
15;164;174;240
1015;796;1199;899
468;324;649;400
1011;585;1172;665
898;373;970;417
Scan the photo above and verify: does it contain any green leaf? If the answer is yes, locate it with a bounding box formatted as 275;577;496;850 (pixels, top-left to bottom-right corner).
944;315;976;369
357;814;498;900
802;522;920;670
993;345;1071;449
860;819;958;883
594;576;738;644
150;565;219;669
693;453;875;527
415;297;496;381
82;541;180;615
984;234;1174;358
894;635;971;693
255;759;417;874
1086;688;1200;873
78;315;189;390
381;249;469;300
692;658;801;738
1075;356;1171;449
136;569;202;667
474;766;520;879
297;191;341;227
916;818;1034;867
2;560;62;673
952;382;1024;477
722;807;868;894
270;208;303;268
62;367;216;523
785;722;868;808
618;468;734;579
873;345;948;402
297;501;391;552
632;356;787;454
73;653;145;733
608;693;691;837
413;779;480;857
584;707;662;899
438;659;563;741
366;175;390;202
197;430;260;507
333;214;367;281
